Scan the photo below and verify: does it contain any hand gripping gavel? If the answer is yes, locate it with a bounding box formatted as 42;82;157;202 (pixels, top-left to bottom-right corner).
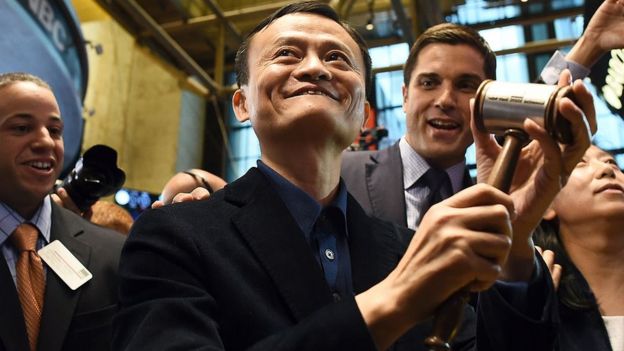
424;80;574;351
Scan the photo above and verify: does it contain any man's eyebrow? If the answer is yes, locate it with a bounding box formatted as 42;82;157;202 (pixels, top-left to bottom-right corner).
414;72;441;79
9;114;63;124
49;115;63;124
456;73;484;81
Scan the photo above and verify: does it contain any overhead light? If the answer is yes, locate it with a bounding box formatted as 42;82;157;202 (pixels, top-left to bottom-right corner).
366;0;375;31
366;18;374;31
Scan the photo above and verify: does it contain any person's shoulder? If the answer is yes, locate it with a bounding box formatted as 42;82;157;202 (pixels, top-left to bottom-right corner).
342;142;400;167
342;149;378;164
53;205;126;253
137;186;233;229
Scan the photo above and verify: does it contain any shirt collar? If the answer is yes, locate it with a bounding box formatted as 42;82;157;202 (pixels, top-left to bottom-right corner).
0;196;52;246
256;160;348;239
399;137;466;193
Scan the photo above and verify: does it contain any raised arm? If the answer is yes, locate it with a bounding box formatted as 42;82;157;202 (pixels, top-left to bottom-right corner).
471;70;595;281
567;0;624;69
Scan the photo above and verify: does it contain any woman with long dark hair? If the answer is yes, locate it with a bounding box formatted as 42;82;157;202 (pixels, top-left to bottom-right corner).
535;145;624;351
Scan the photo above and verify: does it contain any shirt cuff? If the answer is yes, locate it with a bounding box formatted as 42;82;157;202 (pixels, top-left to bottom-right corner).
540;50;591;84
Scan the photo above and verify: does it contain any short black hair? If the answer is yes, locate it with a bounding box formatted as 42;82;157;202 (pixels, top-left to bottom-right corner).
234;1;373;97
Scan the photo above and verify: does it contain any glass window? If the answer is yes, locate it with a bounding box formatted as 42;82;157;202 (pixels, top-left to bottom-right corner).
554;16;584;39
479;26;525;51
455;0;521;25
224;0;624;182
369;43;409;69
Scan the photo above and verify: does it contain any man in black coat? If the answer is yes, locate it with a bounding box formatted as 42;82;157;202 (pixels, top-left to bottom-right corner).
0;72;125;351
113;2;595;350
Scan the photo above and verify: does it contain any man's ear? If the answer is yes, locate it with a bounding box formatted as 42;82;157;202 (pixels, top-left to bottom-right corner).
402;84;408;113
232;88;250;123
543;207;557;221
362;101;371;129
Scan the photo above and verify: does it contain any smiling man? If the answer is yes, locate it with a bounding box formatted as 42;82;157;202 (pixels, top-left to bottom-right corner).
113;2;594;351
341;24;498;231
342;1;624;231
0;72;125;351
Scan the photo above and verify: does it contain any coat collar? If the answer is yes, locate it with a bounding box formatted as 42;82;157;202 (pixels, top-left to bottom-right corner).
227;168;403;321
365;142;407;226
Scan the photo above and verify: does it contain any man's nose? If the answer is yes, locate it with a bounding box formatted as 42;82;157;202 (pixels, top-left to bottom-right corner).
434;85;457;110
31;127;56;151
294;54;332;82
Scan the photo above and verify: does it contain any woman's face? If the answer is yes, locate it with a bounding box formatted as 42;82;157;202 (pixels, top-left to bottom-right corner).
551;145;624;224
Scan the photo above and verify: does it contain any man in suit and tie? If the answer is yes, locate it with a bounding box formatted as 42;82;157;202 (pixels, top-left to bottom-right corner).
113;2;595;350
341;23;490;231
341;0;624;230
0;72;125;351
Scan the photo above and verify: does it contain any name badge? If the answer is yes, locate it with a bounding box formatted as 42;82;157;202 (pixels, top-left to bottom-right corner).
38;240;92;290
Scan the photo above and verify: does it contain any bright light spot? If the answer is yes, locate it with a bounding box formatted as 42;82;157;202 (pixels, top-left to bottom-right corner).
115;189;130;205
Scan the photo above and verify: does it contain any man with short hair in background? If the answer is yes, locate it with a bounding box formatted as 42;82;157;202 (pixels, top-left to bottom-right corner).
341;0;623;231
0;72;124;351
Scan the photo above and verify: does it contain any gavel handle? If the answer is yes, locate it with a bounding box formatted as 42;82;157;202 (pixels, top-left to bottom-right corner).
424;289;470;351
424;129;528;351
487;129;528;193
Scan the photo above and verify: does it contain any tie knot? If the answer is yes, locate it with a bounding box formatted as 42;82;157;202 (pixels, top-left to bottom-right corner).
11;223;39;252
423;167;447;187
423;168;453;201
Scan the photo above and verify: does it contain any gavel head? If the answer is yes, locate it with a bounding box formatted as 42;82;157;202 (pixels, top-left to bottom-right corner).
473;80;573;144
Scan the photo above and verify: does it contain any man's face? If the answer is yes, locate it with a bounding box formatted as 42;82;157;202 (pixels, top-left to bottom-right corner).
233;13;369;152
552;146;624;225
402;43;486;169
0;81;63;216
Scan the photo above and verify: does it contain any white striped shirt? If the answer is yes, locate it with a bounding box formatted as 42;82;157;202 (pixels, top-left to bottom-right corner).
399;137;466;230
0;196;52;285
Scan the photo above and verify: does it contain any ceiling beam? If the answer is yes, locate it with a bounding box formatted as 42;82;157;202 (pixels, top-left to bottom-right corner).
469;6;583;31
200;0;243;43
151;1;296;35
371;38;578;74
330;0;357;18
494;38;577;56
390;0;414;46
116;0;221;95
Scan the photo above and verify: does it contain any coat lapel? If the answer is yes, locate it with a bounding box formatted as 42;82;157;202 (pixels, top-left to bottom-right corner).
365;142;407;226
37;203;91;351
461;167;474;191
229;169;333;322
0;255;29;351
347;194;406;294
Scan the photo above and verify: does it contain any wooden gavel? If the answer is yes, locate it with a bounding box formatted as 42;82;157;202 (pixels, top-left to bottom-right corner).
424;80;574;351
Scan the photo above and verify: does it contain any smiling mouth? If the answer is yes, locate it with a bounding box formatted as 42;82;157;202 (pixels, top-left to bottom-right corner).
428;119;460;130
26;161;53;171
297;90;327;96
289;87;337;100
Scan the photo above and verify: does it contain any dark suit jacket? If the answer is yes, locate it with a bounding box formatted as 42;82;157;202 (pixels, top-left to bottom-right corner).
0;202;125;351
113;168;556;351
555;264;613;351
341;141;473;228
